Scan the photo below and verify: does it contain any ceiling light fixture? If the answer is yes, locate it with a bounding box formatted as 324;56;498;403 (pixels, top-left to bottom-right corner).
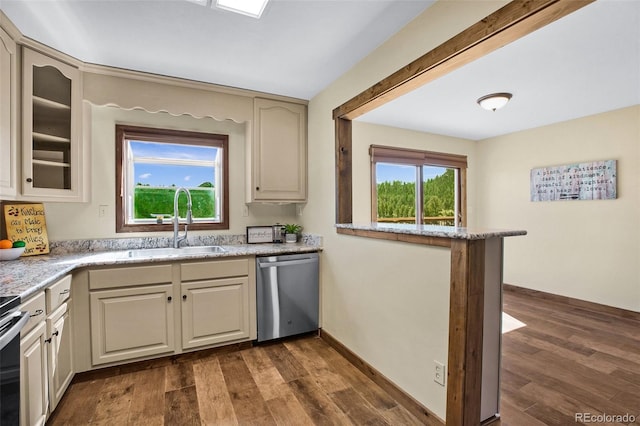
215;0;269;18
477;92;513;112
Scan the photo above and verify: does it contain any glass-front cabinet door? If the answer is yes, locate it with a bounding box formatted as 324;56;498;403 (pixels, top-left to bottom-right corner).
22;48;84;201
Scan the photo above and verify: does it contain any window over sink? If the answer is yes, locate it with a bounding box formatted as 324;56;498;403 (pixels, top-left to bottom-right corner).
116;125;229;232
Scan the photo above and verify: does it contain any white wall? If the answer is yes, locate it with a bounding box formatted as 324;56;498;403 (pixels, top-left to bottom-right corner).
476;106;640;312
43;105;297;240
304;1;508;419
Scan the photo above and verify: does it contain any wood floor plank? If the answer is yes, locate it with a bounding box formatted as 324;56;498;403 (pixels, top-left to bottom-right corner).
241;346;288;401
164;385;201;425
165;359;195;392
500;367;531;392
518;382;604;420
266;395;316;426
92;374;135;424
128;367;166;425
524;403;579;426
219;351;276;425
193;357;238;425
499;398;548;426
46;379;103;425
285;338;351;394
380;405;424;426
500;385;537;411
263;342;310;383
507;330;617;374
305;337;397;411
288;376;353;425
329;387;390;425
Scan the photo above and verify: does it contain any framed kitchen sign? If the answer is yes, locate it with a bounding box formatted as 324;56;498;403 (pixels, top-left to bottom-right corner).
246;226;273;244
530;159;617;202
2;202;50;255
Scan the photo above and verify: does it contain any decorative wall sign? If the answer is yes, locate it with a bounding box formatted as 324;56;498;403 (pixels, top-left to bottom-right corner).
530;160;617;202
3;203;50;255
246;226;274;244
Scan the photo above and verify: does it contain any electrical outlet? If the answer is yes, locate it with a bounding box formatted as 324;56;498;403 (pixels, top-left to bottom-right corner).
434;361;446;386
98;205;108;218
296;205;303;216
242;205;249;217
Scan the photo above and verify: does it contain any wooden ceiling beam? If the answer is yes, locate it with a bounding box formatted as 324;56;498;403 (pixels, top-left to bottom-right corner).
332;0;595;121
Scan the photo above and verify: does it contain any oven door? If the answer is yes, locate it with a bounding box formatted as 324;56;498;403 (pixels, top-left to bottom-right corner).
0;310;30;425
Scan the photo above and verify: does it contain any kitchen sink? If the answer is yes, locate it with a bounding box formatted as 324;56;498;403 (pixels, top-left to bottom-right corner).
125;246;226;258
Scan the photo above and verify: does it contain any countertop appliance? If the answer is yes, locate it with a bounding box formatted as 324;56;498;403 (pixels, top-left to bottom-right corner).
256;252;319;342
1;295;29;425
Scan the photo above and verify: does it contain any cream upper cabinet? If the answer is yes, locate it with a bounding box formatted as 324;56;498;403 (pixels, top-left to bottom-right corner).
249;98;307;202
0;27;18;199
21;48;85;202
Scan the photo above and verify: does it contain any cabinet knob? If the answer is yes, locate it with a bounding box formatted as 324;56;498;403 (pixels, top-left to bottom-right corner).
182;295;187;300
167;296;172;302
26;178;33;183
52;330;59;337
30;309;43;318
256;186;260;191
45;337;52;344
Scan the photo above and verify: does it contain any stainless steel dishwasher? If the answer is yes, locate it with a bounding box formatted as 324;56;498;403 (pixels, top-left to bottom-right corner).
256;252;319;342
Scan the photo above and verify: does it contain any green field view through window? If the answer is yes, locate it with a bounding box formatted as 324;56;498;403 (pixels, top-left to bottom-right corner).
134;186;216;220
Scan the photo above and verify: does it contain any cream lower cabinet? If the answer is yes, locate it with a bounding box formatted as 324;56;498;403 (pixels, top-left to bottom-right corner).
46;302;74;411
180;258;253;350
79;258;255;369
181;277;250;349
20;321;48;426
19;275;73;426
90;284;175;366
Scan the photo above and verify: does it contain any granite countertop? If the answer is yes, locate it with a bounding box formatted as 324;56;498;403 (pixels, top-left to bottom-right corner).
336;223;527;240
0;241;320;302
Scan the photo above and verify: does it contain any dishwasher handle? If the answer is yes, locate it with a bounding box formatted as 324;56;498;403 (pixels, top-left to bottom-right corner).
258;258;317;269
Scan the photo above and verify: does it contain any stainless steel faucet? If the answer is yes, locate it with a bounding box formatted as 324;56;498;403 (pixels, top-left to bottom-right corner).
173;187;193;248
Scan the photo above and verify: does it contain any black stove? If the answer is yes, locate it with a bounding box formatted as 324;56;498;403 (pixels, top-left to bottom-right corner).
0;295;20;317
1;294;23;425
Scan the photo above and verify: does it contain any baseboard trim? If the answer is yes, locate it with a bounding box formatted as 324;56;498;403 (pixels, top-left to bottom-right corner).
503;284;640;321
319;330;445;426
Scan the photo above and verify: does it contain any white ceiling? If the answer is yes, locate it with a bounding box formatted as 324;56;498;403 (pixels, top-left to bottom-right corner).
2;0;638;141
0;0;433;100
358;0;640;140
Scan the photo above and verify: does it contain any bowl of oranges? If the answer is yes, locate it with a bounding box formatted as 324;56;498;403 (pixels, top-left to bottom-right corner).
0;239;26;261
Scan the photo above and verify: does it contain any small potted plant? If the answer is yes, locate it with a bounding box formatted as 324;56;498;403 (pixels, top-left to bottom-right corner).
283;224;302;243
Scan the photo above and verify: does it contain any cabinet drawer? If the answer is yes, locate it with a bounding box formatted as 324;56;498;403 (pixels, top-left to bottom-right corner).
89;264;173;290
20;291;46;336
46;275;71;312
181;258;249;281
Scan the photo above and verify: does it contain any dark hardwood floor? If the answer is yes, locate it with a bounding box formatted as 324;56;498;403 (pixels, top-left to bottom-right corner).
47;335;422;425
500;289;640;426
48;289;640;425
